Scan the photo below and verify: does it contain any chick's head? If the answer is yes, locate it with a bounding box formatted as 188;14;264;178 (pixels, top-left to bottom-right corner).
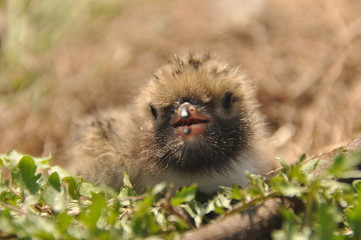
135;54;263;175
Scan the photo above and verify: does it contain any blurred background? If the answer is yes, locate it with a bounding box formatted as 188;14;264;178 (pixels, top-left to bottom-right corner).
0;0;360;163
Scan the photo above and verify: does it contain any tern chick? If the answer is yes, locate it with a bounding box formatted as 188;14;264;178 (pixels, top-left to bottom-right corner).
64;53;277;194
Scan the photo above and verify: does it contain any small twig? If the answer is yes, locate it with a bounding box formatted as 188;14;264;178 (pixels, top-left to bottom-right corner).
159;186;195;228
70;199;91;206
118;208;132;220
8;185;23;200
118;193;148;201
0;200;28;215
225;191;277;216
159;199;195;228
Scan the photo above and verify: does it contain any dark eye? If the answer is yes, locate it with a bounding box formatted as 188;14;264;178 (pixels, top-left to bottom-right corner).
222;91;234;109
150;104;158;119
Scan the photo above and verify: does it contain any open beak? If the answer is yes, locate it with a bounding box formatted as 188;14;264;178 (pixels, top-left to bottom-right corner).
170;102;211;138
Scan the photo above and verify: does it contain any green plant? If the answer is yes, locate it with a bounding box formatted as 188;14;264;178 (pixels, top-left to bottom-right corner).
0;150;360;239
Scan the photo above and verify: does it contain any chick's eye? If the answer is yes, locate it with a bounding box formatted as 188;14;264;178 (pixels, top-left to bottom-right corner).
150;104;158;119
222;91;234;109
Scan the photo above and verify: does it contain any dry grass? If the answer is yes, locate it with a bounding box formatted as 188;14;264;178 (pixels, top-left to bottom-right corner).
0;0;361;163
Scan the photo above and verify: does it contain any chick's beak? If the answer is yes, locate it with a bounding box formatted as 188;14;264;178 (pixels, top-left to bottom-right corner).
178;102;196;119
170;102;211;138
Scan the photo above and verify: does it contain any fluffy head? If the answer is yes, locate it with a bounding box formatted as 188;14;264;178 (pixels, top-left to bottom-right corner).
134;53;266;176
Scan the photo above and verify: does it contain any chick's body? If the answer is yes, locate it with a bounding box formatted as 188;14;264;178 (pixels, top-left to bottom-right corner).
65;54;277;193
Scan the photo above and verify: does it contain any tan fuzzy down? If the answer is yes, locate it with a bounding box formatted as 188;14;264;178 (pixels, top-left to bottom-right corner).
65;54;278;193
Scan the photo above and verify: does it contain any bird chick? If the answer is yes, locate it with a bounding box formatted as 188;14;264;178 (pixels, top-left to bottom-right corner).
64;53;277;194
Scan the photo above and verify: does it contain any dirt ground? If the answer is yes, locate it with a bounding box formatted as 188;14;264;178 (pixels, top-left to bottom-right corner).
1;0;361;163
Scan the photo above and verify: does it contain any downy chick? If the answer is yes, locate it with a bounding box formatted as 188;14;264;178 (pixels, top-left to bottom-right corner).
64;53;277;194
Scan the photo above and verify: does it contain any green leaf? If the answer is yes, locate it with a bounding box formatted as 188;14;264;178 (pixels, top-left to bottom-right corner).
298;153;307;163
62;176;81;200
230;184;245;200
170;184;197;206
48;171;61;191
328;150;361;179
352;180;361;194
272;208;307;240
279;184;305;197
118;172;137;201
151;182;167;195
1;151;27;169
56;212;72;234
80;192;107;230
214;193;231;209
123;172;133;188
347;196;361;239
42;172;67;212
16;156;41;195
316;203;339;240
346;150;361;168
132;195;161;236
48;165;73;179
80;181;117;199
301;157;320;175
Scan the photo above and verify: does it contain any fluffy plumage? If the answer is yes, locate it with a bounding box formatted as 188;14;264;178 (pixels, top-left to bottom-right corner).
64;53;277;193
